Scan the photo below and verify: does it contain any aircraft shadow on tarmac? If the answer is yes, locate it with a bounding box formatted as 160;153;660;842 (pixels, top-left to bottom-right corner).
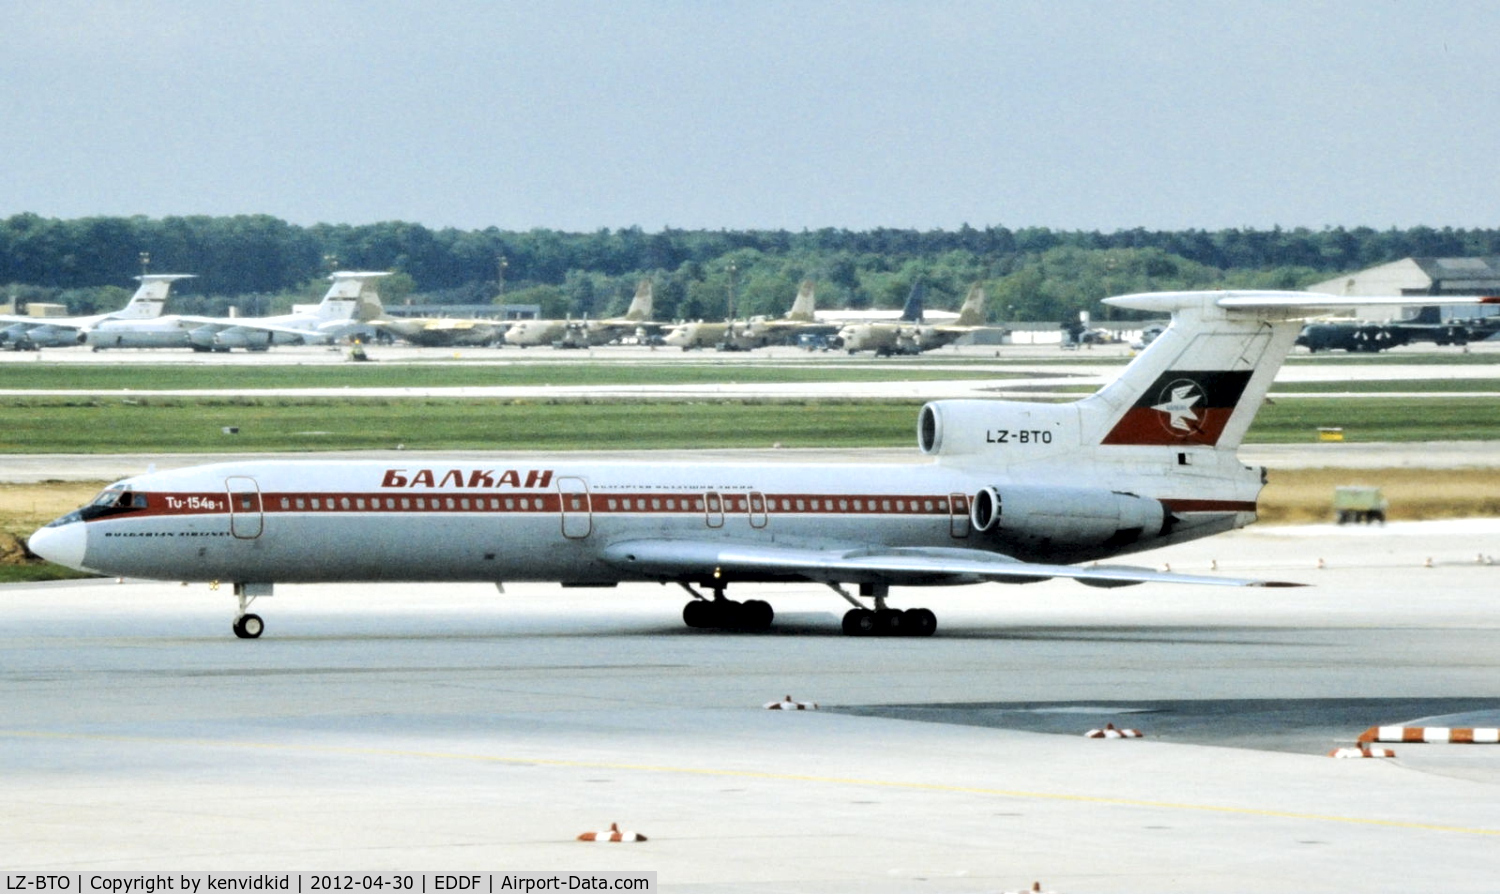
164;613;1310;645
830;697;1500;757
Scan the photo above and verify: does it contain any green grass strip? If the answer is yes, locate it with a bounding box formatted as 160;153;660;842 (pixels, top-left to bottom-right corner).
2;394;1499;453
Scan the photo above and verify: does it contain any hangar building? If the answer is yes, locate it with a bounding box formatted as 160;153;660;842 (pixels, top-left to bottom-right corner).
1309;257;1500;322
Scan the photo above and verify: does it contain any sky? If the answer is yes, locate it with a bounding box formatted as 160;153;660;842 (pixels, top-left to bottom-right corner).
4;1;1500;234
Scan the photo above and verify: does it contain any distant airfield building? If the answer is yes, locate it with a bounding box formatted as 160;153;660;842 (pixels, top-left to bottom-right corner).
1310;257;1500;322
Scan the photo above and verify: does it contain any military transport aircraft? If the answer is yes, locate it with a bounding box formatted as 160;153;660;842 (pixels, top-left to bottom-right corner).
1;274;191;349
662;280;832;350
30;290;1498;640
838;281;989;355
84;271;388;351
369;314;510;347
503;279;656;348
1295;305;1475;352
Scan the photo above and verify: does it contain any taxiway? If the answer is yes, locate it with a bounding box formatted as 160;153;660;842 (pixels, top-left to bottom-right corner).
3;519;1498;891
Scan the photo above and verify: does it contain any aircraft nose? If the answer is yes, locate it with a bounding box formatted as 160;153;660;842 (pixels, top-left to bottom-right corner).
27;519;88;570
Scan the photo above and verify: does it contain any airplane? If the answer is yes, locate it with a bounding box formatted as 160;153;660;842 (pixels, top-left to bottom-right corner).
660;316;762;351
503;279;655;348
84;271;388;351
29;289;1499;641
662;280;831;351
0;274;190;349
1295;305;1473;352
742;279;843;346
370;314;510;348
838;281;988;355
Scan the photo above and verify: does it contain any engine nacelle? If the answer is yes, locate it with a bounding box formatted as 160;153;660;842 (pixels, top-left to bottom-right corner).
919;400;1082;458
969;484;1165;561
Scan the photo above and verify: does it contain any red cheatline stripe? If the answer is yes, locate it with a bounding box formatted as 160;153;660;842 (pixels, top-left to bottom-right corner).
90;491;967;521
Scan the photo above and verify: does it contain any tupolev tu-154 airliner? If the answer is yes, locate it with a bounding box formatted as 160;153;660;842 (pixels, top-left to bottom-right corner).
29;290;1497;639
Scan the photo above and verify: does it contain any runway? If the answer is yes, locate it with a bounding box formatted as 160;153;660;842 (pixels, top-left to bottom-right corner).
4;519;1498;890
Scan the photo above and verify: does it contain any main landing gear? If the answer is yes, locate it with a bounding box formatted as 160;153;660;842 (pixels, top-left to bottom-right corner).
679;582;774;631
830;583;937;637
676;581;938;637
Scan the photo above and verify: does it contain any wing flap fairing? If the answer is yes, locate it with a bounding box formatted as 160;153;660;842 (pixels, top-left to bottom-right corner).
600;539;1298;588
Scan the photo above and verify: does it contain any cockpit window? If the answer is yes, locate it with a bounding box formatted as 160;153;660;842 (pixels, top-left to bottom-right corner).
91;487;128;507
76;486;147;521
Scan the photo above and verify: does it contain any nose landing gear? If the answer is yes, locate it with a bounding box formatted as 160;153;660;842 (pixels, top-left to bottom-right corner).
228;581;272;639
232;612;265;639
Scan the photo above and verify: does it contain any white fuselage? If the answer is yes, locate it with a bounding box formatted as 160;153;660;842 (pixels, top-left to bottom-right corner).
40;449;1256;587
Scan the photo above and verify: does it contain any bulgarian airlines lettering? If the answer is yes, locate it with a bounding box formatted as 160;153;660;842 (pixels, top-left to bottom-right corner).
380;469;555;489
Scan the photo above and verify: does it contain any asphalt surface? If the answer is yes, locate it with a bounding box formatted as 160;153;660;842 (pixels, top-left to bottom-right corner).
4;342;1499;890
3;520;1499;890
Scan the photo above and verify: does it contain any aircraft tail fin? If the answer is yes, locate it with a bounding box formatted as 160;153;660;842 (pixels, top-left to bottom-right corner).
1087;290;1500;451
1407;305;1442;325
953;283;986;327
624;279;653;321
901;282;925;322
785;279;816;322
116;274;194;320
320;271;390;321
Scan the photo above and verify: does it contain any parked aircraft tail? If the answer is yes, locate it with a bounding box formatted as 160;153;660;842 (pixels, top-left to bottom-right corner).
952;283;986;327
115;274;194;320
623;279;653;322
1408;305;1442;325
318;271;390;321
786;280;816;322
900;282;925;322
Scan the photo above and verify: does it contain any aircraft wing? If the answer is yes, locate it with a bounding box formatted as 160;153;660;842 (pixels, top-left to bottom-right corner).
174;316;330;343
600;539;1301;588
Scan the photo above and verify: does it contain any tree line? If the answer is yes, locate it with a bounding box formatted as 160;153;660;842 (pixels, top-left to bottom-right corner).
5;212;1499;323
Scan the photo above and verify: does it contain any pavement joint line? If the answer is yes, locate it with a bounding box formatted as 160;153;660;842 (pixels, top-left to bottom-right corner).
5;728;1497;838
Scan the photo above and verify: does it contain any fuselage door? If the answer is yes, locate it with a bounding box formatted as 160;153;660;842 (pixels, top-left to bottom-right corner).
747;491;768;529
226;476;263;540
948;492;971;539
557;476;592;539
703;491;724;528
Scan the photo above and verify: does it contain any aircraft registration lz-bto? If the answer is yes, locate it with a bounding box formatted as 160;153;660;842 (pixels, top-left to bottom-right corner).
29;290;1497;639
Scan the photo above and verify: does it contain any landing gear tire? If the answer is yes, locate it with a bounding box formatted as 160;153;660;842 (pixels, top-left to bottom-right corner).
740;599;774;631
873;608;904;634
683;600;713;628
233;613;264;639
682;597;775;632
901;608;937;637
842;608;876;636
